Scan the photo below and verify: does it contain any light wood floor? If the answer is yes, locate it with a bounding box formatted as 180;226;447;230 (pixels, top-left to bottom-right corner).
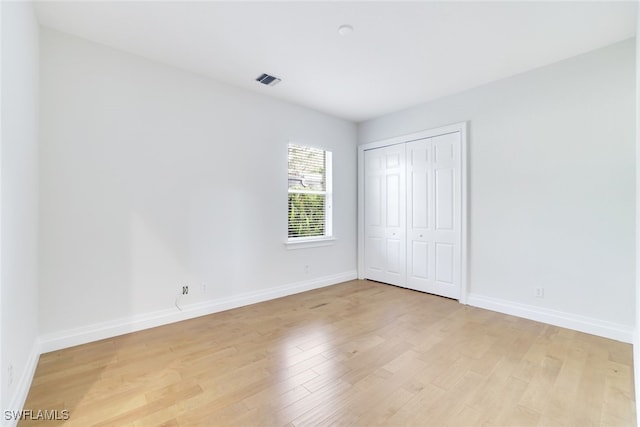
22;280;635;426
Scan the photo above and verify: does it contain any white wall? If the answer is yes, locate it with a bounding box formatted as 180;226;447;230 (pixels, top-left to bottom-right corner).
38;28;357;346
360;39;636;335
1;0;40;418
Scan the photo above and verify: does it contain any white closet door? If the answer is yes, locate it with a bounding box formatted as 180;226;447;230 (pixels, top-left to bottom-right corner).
406;132;461;299
363;144;406;287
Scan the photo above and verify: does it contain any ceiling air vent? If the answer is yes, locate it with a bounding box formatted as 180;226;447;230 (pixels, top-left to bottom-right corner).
256;73;281;87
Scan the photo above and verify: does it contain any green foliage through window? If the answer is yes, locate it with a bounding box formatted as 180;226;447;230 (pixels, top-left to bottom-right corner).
288;193;325;238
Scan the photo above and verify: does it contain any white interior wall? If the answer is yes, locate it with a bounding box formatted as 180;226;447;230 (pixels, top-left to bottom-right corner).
38;28;357;346
1;1;40;418
359;39;636;336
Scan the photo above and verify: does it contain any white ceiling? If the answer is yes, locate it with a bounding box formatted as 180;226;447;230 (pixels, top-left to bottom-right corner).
35;1;638;122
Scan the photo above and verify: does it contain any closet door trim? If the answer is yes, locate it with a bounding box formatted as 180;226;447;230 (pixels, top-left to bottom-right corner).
357;122;468;304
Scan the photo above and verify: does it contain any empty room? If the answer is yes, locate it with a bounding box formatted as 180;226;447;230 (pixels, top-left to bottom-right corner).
2;1;639;426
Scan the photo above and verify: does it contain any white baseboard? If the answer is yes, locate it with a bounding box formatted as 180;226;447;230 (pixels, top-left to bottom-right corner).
4;339;41;427
467;293;634;343
39;271;357;353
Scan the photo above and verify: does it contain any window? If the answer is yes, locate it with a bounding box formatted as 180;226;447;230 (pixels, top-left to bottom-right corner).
288;143;332;241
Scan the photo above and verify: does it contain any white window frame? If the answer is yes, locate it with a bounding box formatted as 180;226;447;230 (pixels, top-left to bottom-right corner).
285;143;334;249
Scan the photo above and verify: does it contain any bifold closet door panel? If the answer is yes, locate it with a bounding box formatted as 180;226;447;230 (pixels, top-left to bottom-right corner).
363;144;406;287
361;126;463;300
406;138;433;292
406;132;461;299
433;132;461;299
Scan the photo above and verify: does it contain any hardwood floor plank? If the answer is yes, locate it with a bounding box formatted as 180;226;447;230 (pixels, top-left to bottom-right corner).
343;385;416;426
384;382;448;425
314;351;427;426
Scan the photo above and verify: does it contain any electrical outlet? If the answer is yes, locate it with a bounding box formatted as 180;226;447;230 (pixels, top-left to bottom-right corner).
535;287;544;298
182;285;189;295
304;265;310;275
8;364;13;386
201;282;207;293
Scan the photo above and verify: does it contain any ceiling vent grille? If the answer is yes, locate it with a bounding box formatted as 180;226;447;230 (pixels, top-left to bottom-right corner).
256;73;281;87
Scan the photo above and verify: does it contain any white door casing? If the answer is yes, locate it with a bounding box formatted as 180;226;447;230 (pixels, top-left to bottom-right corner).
357;123;467;302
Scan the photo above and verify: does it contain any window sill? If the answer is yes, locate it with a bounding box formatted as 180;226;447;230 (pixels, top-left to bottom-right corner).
284;237;336;250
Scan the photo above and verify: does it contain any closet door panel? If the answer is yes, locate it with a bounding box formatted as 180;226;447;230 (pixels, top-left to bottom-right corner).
363;144;406;286
435;168;454;231
435;242;454;284
406;138;433;292
407;132;461;299
411;172;429;229
386;174;401;227
431;132;461;298
411;241;429;279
